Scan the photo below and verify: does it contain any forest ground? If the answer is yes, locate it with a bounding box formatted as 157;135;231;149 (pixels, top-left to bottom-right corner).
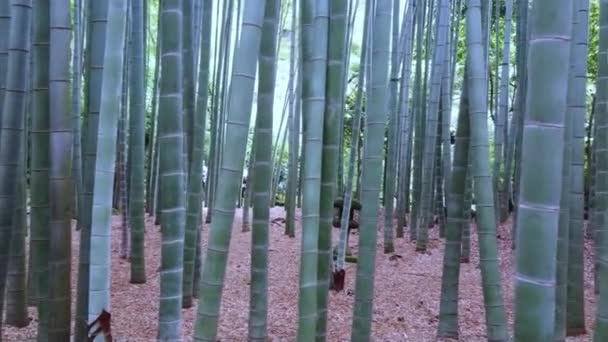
3;207;596;341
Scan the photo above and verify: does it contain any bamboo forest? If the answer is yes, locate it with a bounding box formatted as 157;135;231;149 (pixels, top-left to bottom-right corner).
1;0;608;341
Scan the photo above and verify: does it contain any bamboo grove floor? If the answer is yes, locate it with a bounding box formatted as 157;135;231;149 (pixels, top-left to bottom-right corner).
3;207;596;341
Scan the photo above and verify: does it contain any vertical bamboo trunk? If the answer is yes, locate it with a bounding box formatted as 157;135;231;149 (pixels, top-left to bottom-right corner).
511;0;529;245
585;100;595;227
409;0;427;241
460;145;473;263
183;0;194;170
47;0;73;337
437;75;470;340
270;105;287;206
75;1;108;339
497;0;513;223
416;0;449;251
205;0;234;225
316;0;347;338
419;0;435;231
6;88;28;328
555;3;580;339
396;2;415;234
156;0;186;339
117;65;129;258
296;0;328;339
336;0;372;279
554;6;575;340
183;0;213;307
285;0;298;238
6;13;30;323
146;9;161;215
351;0;391;340
0;1;31;338
593;1;608;340
247;0;279;339
382;0;401;254
0;1;8;111
566;0;590;336
439;28;453;235
336;0;359;198
194;2;266;340
434;108;445;236
491;0;502;223
513;0;572;339
30;0;51;337
72;0;83;226
86;0;127;339
464;0;509;339
128;0;146;285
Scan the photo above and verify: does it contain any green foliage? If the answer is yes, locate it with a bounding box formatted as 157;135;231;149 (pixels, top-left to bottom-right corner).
589;0;600;81
342;82;365;147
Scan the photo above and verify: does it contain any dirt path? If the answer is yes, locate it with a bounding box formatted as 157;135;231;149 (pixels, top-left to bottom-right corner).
3;208;595;341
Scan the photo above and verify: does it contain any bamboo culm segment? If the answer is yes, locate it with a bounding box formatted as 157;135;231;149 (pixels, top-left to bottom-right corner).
194;1;266;340
351;0;391;340
513;0;572;339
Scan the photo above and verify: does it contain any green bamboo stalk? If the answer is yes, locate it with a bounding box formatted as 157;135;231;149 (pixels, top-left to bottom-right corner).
416;0;450;251
72;0;83;226
316;0;347;338
497;0;513;223
593;1;608;340
396;1;415;234
409;0;427;241
271;119;289;206
439;24;453;236
437;74;469;339
465;0;509;339
382;0;401;254
117;50;129;258
128;0;146;285
242;140;254;227
153;135;161;224
248;2;280;338
337;0;373;275
513;0;572;338
75;1;108;339
86;0;127;338
335;0;358;197
145;8;161;215
296;0;328;339
183;0;194;170
435;108;445;237
555;3;579;339
6;5;30;323
47;0;73;338
183;0;213;308
0;1;31;338
351;0;391;340
566;0;590;336
30;0;50;337
204;0;226;224
450;0;460;94
206;0;236;225
418;0;435;231
6;98;28;328
0;1;8;112
193;1;266;340
156;0;186;339
460;158;472;263
285;0;298;237
491;0;502;222
511;0;529;246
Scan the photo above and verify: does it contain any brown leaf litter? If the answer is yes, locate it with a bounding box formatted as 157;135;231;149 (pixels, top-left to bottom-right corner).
3;208;596;341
